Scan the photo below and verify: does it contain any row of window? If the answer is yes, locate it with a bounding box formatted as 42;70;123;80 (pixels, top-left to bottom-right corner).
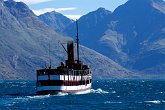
37;79;92;86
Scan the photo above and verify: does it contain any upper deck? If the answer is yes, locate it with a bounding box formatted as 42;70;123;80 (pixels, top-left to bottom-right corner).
37;60;91;76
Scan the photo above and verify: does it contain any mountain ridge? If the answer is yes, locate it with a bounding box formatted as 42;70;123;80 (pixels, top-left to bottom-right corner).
39;11;73;33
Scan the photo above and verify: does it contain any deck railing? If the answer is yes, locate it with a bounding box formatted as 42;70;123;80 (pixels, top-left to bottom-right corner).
37;68;91;76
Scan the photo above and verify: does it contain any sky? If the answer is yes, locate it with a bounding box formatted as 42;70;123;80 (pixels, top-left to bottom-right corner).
15;0;128;20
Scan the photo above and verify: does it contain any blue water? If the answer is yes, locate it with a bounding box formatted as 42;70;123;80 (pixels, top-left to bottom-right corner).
0;80;165;110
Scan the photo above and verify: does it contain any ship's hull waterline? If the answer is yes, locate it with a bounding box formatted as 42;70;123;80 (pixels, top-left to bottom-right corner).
36;83;92;94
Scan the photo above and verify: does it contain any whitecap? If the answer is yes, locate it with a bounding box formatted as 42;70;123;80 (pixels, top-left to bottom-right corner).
148;85;152;87
27;94;51;99
123;84;127;86
7;103;14;106
104;101;122;104
55;92;69;96
7;102;18;106
6;82;13;84
14;97;28;100
73;89;91;95
145;100;161;104
11;97;30;103
20;85;27;87
110;91;116;94
140;85;144;87
90;88;109;94
20;82;27;84
137;101;143;104
104;85;108;87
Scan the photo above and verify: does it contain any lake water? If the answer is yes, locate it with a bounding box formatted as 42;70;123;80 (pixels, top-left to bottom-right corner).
0;80;165;110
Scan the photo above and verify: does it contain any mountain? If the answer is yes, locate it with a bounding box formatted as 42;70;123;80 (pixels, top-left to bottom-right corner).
64;8;112;49
63;8;125;64
63;0;165;75
0;0;68;80
0;0;137;80
39;11;73;33
107;0;165;73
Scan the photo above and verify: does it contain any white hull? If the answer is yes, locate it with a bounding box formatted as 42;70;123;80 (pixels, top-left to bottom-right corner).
37;83;92;93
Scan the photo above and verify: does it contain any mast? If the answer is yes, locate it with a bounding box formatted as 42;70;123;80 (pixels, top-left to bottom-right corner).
49;42;51;68
76;20;80;63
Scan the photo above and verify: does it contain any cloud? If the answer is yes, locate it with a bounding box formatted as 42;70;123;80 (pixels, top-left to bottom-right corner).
15;0;53;5
32;7;82;20
33;7;78;15
64;15;82;20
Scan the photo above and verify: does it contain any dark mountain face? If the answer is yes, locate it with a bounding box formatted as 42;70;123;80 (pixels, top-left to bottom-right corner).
39;11;73;33
63;0;165;74
109;0;165;73
112;0;165;54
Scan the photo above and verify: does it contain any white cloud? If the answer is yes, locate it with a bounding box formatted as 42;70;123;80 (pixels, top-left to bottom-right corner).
32;7;82;20
65;15;82;20
15;0;53;5
33;7;78;15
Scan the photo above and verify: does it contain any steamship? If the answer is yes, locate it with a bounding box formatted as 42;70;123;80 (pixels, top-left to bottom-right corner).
36;21;92;94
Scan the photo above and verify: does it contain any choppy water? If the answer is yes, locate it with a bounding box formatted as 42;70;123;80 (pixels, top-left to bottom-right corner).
0;80;165;110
